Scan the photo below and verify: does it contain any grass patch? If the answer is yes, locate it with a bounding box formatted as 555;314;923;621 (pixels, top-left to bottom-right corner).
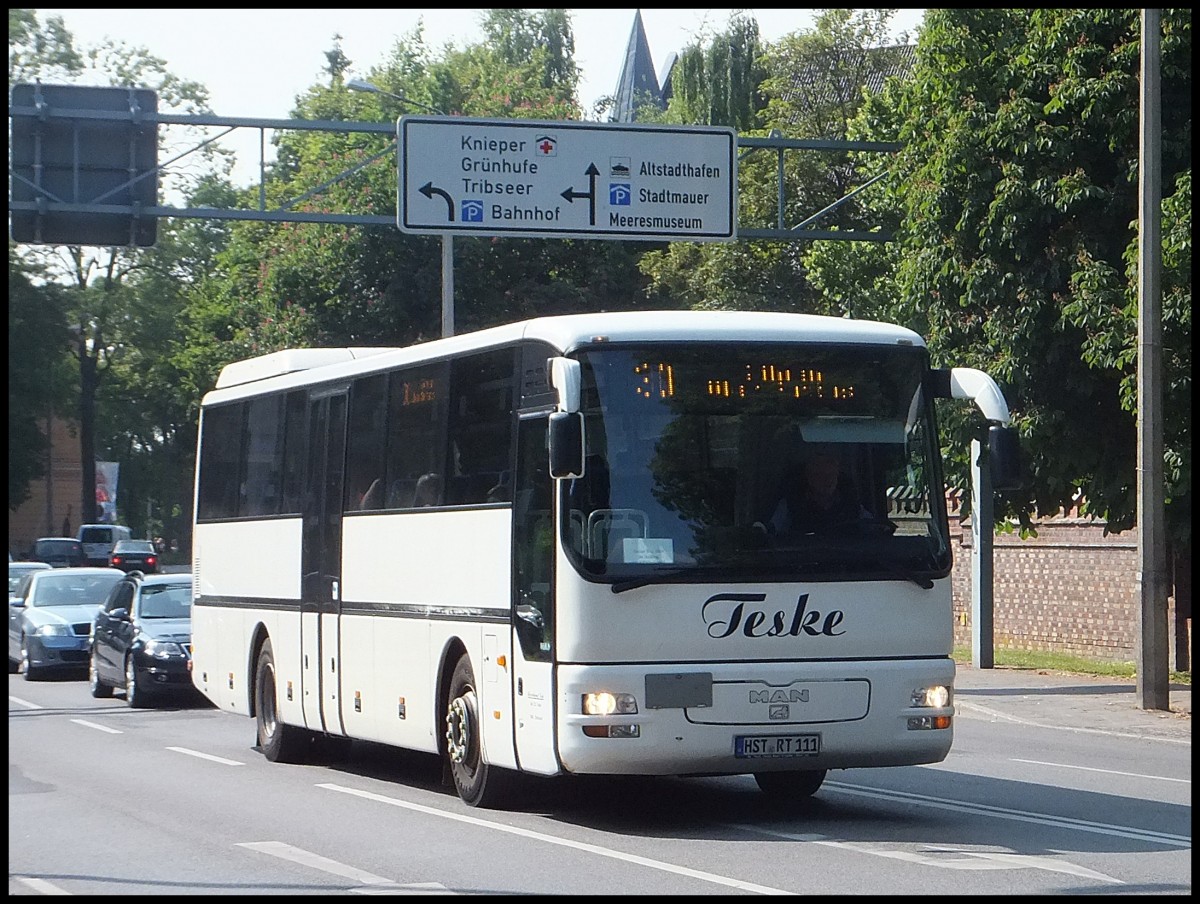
952;647;1191;686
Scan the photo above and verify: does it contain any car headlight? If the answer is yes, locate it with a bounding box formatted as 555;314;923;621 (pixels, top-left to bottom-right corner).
143;639;186;659
34;624;71;637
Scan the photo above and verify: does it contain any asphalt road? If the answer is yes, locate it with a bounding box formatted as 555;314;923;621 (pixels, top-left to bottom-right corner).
9;664;1190;895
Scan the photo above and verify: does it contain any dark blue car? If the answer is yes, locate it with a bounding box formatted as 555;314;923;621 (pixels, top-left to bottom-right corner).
89;572;195;707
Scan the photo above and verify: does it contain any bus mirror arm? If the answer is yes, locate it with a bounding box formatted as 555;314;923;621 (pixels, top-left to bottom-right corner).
548;357;581;413
934;367;1011;425
932;368;1021;492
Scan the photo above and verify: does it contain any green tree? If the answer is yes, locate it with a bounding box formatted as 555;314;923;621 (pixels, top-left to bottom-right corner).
661;10;765;130
8;9;83;83
9;10;217;525
641;9;909;312
7;257;72;510
805;9;1192;554
189;8;648;366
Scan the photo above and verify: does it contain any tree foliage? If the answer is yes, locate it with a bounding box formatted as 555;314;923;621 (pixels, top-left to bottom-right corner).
9;7;1191;565
8;8;217;532
7;256;72;509
806;8;1192;546
663;11;765;131
640;9;908;313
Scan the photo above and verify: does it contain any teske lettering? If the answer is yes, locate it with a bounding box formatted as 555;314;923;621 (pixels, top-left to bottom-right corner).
702;592;845;639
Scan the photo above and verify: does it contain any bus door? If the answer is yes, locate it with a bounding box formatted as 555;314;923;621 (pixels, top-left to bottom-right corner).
301;387;348;736
510;415;559;774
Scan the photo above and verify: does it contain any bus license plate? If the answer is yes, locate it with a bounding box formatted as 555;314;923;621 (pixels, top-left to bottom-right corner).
735;734;820;758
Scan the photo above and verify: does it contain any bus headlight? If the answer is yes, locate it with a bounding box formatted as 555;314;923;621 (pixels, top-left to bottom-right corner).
581;692;639;715
908;684;952;730
911;685;951;708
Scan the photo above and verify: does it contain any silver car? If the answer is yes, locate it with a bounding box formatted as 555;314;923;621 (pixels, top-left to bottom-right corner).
8;567;125;679
8;561;52;595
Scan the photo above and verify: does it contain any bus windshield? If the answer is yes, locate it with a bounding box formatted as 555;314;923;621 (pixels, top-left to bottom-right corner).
563;343;950;587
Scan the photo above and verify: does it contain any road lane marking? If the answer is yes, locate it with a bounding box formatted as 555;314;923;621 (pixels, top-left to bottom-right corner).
13;876;71;895
726;826;1122;884
238;841;400;885
825;781;1190;848
71;718;122;734
237;842;451;893
166;746;245;766
1011;758;1190;784
955;700;1190;745
352;883;454;895
8;695;41;709
319;782;792;895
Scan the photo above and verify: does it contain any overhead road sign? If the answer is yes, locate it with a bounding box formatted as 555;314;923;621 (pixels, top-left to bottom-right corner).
398;116;736;242
9;82;159;247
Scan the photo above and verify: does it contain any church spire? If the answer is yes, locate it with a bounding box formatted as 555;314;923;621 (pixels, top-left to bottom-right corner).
612;9;662;122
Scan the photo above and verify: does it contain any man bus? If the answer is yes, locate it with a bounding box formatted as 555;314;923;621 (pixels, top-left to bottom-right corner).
189;310;1017;808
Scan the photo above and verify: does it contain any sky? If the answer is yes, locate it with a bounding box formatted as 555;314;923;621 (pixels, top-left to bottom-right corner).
33;8;925;189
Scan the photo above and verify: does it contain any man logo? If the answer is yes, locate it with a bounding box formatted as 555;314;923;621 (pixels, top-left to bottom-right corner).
749;689;810;704
769;704;789;720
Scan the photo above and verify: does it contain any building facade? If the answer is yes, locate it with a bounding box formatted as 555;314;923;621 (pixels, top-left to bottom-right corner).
9;415;84;558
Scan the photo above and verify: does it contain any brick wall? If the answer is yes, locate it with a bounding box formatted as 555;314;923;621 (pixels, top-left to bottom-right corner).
949;510;1185;665
9;416;83;558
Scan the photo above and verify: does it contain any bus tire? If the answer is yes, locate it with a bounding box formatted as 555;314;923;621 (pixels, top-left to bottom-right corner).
255;638;309;763
445;653;512;808
753;768;827;800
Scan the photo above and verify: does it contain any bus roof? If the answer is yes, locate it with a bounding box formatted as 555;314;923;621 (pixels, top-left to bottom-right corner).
206;310;925;403
214;347;399;389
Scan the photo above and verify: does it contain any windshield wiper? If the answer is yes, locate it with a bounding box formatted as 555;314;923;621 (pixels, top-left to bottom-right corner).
611;568;705;594
883;571;935;590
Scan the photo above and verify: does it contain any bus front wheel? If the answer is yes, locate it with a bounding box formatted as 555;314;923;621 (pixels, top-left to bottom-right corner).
753;768;827;800
255;637;310;763
445;653;512;808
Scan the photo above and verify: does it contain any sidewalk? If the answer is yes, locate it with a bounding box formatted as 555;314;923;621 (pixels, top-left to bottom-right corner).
953;663;1191;742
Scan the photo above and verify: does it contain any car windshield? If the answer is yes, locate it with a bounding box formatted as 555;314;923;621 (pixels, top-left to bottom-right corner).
116;541;155;553
9;565;49;593
29;572;124;607
137;582;192;619
36;540;79;553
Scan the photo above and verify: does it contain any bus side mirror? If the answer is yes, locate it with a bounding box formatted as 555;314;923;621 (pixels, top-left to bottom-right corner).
548;412;585;479
988;425;1021;491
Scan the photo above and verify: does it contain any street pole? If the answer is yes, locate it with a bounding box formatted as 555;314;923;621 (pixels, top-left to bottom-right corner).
347;79;453;338
441;235;454;337
1136;9;1169;710
970;439;994;669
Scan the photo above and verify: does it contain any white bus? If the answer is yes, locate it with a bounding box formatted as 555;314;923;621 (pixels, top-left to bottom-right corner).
190;310;1017;808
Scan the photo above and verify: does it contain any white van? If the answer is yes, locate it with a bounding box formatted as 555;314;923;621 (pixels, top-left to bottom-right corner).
77;523;132;567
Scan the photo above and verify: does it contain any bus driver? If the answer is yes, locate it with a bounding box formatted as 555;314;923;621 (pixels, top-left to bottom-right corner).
756;445;872;539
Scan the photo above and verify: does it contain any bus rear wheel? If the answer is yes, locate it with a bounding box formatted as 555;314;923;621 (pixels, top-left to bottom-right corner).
255;637;310;763
753;768;827;800
445;653;512;808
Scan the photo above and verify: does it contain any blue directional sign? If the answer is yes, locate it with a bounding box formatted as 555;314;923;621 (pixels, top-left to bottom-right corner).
398;116;736;242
